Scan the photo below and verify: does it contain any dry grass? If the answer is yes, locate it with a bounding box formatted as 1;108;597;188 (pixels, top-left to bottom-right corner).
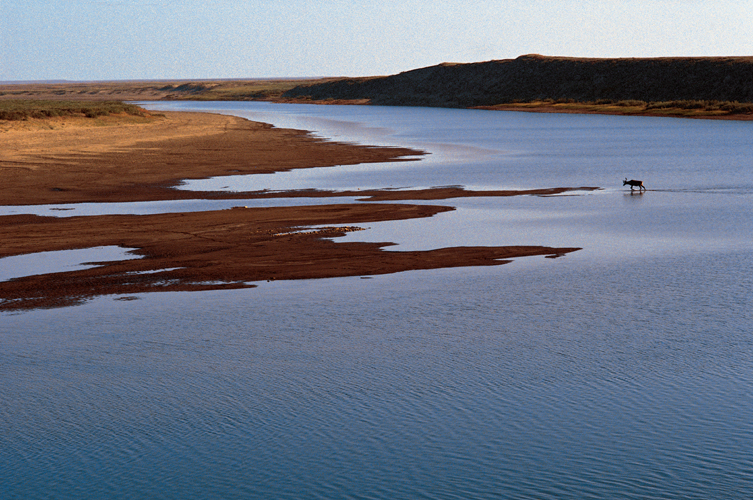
165;79;330;100
478;99;753;119
0;79;338;103
0;100;149;121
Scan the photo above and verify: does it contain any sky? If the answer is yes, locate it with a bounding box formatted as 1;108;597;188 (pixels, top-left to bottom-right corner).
2;0;753;81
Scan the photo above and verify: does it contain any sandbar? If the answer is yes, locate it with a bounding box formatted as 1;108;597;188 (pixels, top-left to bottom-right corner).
1;111;582;310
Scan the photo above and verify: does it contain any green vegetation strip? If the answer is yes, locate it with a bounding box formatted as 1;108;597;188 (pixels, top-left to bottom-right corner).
489;98;753;117
574;98;753;114
0;100;147;121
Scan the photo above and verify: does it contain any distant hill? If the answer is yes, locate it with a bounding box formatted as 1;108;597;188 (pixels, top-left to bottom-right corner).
281;55;753;108
4;56;752;119
0;80;73;85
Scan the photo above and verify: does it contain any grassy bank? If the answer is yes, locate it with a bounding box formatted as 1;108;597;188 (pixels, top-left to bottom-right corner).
155;79;332;101
478;98;753;119
0;100;148;121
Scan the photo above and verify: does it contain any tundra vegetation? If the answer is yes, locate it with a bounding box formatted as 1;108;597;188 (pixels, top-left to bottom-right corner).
0;100;149;121
482;98;753;118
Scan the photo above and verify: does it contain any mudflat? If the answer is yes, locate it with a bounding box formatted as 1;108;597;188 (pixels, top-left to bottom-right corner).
0;112;581;311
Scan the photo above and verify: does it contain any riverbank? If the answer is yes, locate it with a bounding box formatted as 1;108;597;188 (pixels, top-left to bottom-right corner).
473;101;753;120
1;111;581;310
280;55;753;120
4;53;753;121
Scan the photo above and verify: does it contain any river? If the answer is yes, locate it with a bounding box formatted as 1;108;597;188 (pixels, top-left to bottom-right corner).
2;102;752;499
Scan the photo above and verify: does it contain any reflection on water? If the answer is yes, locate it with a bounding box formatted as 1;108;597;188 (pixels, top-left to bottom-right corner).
334;190;752;261
0;246;140;282
2;102;752;499
2;253;751;499
149;101;753;194
0;196;365;218
177;159;427;193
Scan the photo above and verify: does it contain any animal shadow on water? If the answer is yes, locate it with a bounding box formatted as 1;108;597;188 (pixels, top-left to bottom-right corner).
623;177;646;193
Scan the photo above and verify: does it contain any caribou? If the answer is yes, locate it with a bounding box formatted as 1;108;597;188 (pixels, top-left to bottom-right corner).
623;178;646;192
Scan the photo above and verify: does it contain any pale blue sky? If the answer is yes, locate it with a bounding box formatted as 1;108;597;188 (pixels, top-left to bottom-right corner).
2;0;753;81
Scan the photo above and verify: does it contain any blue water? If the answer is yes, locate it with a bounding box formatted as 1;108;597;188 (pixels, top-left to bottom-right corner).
2;103;752;499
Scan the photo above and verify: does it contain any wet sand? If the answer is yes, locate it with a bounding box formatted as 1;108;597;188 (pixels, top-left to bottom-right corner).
1;112;582;311
0;111;421;206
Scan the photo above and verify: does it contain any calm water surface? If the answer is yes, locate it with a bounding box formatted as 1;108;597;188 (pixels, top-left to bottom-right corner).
2;103;752;499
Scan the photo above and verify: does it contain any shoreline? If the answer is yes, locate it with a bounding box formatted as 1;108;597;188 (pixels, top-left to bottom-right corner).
0;111;422;206
472;102;753;121
274;98;753;121
1;110;582;311
3;80;753;122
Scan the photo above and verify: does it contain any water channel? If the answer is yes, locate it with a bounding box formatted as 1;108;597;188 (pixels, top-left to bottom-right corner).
2;102;752;499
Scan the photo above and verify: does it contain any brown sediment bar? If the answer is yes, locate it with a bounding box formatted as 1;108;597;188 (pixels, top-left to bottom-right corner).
0;111;582;311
